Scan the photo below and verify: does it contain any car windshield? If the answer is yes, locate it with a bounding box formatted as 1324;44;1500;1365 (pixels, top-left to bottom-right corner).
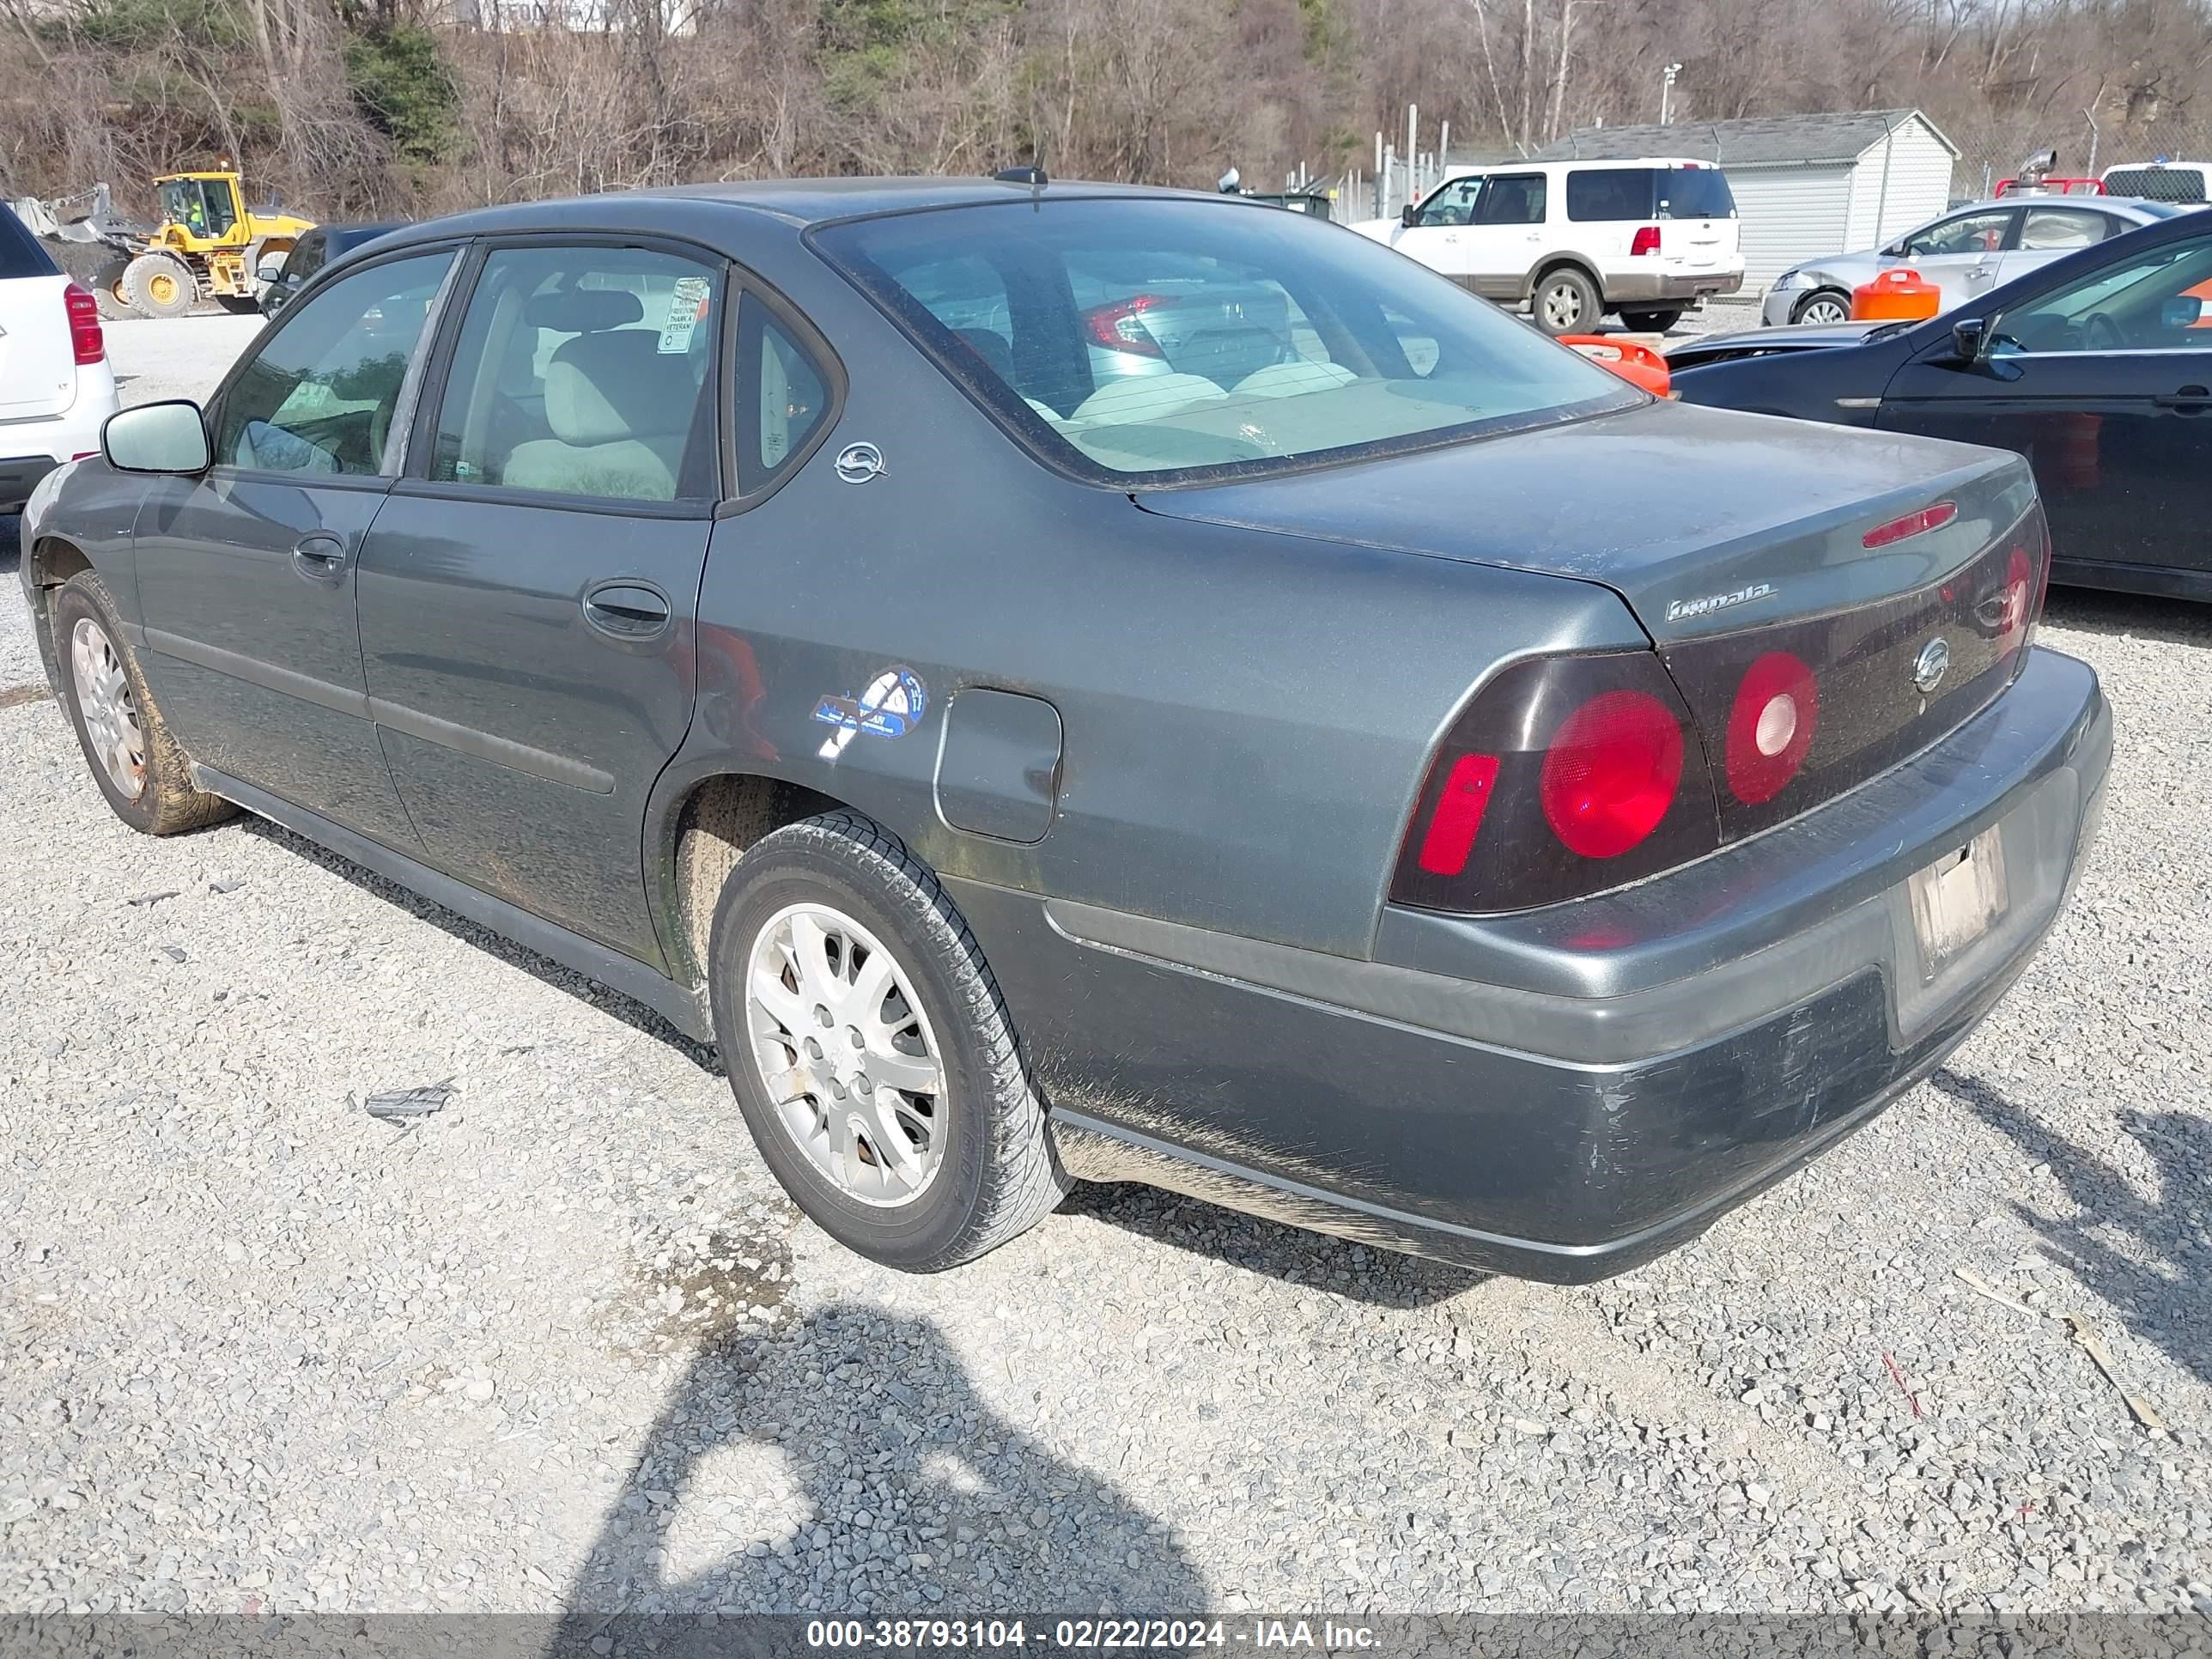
811;197;1637;485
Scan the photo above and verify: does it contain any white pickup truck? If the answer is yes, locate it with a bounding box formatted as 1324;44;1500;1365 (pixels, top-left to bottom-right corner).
1;202;118;512
1352;157;1746;335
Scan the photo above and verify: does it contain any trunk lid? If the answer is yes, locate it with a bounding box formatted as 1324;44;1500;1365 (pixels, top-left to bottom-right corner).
0;273;80;421
1137;398;2046;842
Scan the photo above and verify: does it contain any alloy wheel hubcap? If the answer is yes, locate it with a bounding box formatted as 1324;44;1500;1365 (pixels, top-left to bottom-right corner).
1802;299;1848;325
70;617;147;799
744;902;946;1207
1541;285;1583;330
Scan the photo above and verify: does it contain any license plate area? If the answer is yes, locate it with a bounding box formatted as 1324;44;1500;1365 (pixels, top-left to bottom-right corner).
1908;825;2008;981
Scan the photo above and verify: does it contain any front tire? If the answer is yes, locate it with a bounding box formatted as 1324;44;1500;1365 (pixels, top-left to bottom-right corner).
122;253;196;319
51;573;235;836
1792;289;1852;325
708;811;1068;1271
1532;266;1601;337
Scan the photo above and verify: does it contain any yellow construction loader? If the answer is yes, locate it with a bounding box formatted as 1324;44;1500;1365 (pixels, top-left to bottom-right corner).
94;168;316;318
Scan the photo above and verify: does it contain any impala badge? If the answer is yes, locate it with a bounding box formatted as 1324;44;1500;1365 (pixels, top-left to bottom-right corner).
835;442;886;484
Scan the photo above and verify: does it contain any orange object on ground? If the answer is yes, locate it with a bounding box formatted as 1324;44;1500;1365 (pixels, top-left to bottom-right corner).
1557;334;1670;397
1852;267;1942;321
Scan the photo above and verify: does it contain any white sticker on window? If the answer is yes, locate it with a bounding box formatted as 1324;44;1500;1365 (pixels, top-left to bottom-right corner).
659;275;712;354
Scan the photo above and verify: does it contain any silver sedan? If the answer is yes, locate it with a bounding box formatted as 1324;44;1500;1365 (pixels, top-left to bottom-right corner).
1761;195;2187;325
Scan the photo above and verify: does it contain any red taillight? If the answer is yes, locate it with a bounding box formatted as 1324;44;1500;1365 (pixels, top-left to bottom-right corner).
1539;690;1685;858
1630;225;1662;257
1415;753;1500;876
64;283;104;365
1390;652;1719;914
1084;293;1169;356
2003;504;2053;652
1862;500;1957;549
1724;650;1819;805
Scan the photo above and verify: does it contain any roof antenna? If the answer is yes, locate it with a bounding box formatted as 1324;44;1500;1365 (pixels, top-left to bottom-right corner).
994;163;1047;203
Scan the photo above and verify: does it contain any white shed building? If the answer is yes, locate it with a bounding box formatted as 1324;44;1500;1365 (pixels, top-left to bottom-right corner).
1536;110;1959;290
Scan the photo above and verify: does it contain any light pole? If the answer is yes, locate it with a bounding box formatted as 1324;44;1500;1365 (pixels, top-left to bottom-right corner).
1661;63;1682;125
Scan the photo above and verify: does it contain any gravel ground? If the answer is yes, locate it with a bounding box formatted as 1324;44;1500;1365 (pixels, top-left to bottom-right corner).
3;316;2209;1621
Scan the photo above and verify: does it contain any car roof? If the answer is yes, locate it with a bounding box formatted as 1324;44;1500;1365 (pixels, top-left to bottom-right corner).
376;176;1230;246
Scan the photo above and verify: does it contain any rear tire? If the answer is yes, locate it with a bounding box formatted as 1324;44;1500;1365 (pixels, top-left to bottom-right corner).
1619;307;1683;332
1532;266;1601;336
50;573;236;836
1791;289;1852;325
122;253;196;319
708;811;1069;1272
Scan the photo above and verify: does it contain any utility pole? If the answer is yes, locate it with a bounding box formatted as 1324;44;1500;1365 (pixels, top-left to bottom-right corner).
1407;103;1419;209
1660;63;1682;125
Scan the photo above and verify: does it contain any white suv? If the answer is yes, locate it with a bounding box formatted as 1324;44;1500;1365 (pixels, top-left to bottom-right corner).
1;203;118;512
1352;158;1745;335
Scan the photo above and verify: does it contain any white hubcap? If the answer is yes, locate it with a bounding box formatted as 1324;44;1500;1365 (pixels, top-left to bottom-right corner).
70;617;146;800
744;902;946;1207
1541;284;1583;330
1802;299;1848;325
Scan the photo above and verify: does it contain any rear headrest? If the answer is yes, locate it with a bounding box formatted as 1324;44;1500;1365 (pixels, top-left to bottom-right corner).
525;288;643;334
544;331;698;447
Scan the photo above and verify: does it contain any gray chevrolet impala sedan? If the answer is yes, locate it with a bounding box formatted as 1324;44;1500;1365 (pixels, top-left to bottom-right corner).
18;177;2110;1279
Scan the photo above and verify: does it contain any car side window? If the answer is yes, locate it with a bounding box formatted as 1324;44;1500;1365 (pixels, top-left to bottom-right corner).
215;250;453;477
1903;210;2012;257
738;300;832;495
1996;233;2212;354
1475;173;1548;227
2017;208;2112;251
288;234;324;283
1413;177;1483;228
427;245;722;503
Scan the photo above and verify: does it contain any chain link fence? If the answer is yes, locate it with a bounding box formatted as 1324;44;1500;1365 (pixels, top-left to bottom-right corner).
1954;117;2212;205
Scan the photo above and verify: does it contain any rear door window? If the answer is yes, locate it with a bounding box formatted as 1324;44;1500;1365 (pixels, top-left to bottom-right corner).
1475;174;1548;226
2016;208;2114;251
425;244;722;502
1656;167;1735;219
1565;169;1656;222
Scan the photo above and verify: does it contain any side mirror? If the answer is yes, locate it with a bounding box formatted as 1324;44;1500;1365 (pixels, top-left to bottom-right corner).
102;400;210;474
1401;203;1419;228
255;257;285;283
1950;316;1990;364
2163;295;2204;330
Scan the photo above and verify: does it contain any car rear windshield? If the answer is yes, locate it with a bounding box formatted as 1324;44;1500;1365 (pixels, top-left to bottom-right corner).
0;203;60;281
811;197;1637;485
2103;167;2208;204
1657;167;1735;219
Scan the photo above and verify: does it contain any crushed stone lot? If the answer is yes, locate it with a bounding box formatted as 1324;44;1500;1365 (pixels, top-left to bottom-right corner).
1;314;2209;1620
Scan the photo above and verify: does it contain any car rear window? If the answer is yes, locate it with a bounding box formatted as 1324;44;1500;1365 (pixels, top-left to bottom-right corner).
1656;167;1735;219
0;202;60;281
2104;167;2208;204
811;197;1636;486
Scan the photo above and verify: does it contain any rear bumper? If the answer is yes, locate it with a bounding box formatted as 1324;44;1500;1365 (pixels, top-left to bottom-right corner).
958;647;2109;1281
1606;267;1746;306
0;453;58;514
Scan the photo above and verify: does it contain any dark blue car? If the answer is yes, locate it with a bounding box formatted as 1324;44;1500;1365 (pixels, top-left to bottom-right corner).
1672;207;2212;601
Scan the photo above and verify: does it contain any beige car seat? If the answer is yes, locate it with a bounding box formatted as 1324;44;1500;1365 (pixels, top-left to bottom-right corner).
503;330;699;501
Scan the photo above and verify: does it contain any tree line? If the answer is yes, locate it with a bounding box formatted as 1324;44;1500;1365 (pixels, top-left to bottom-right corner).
2;0;2207;222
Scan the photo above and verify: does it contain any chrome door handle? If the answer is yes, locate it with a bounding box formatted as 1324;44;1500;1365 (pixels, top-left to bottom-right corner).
291;532;349;581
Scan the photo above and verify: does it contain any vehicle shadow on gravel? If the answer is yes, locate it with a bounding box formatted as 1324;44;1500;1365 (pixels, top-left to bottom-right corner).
547;1302;1206;1644
2043;586;2212;650
235;816;725;1073
1932;1067;2210;1386
1061;1182;1482;1309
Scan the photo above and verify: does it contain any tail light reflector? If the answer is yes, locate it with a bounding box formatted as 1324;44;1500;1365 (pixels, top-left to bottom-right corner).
1539;690;1684;858
1630;225;1662;256
1723;650;1819;805
64;283;105;365
1862;500;1957;549
1084;294;1169;356
1390;651;1719;914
